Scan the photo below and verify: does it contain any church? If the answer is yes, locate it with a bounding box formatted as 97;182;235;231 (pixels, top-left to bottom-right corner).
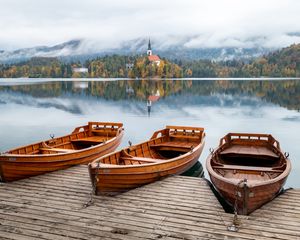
147;39;161;66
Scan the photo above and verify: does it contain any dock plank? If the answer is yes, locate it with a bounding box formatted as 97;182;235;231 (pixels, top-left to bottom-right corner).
0;165;299;240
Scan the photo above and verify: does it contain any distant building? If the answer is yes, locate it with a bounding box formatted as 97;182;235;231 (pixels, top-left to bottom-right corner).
148;89;160;102
126;85;134;94
147;39;152;56
147;39;161;66
73;81;88;89
72;67;88;73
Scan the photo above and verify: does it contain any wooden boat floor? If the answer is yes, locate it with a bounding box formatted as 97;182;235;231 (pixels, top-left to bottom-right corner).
220;145;278;158
0;165;299;240
213;165;283;173
98;158;166;167
71;136;107;143
151;140;198;148
150;141;198;151
120;157;166;163
222;171;273;183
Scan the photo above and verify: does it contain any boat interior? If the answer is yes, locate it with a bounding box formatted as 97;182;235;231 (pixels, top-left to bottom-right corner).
7;122;123;155
211;133;287;182
95;126;205;166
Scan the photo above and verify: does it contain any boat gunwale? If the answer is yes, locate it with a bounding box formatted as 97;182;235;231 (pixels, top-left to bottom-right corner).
206;134;291;188
91;155;202;175
90;128;206;169
0;122;124;159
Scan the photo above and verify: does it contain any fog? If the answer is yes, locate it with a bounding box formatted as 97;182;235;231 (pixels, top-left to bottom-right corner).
0;0;299;50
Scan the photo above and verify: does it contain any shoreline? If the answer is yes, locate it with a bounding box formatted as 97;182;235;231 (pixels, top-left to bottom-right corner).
0;77;300;84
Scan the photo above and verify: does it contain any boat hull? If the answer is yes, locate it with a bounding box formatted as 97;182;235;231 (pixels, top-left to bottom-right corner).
207;159;289;215
206;133;291;215
0;123;123;182
89;126;205;195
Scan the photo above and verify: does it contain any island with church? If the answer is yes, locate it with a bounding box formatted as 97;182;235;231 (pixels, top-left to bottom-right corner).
125;39;182;78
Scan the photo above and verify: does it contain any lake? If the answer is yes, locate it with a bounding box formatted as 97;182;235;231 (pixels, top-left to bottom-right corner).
0;78;299;187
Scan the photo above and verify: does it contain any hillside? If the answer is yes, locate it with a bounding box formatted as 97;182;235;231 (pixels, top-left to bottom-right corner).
238;43;300;77
0;44;299;78
180;43;300;78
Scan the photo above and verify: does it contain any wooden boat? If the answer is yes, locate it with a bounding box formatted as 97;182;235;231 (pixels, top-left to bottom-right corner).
206;133;291;215
88;126;205;195
0;122;124;182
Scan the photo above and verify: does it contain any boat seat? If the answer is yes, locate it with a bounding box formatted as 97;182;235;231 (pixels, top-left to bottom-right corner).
220;145;279;159
213;164;283;173
120;157;165;163
169;135;200;140
40;148;75;153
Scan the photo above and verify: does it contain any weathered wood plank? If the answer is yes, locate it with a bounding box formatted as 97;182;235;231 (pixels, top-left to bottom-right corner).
0;199;297;240
0;165;299;240
1;190;294;235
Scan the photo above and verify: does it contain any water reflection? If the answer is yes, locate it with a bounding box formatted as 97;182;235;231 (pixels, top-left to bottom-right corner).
0;79;299;187
0;79;299;110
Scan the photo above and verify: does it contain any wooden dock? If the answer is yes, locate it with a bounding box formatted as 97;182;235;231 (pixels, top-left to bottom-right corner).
0;165;299;240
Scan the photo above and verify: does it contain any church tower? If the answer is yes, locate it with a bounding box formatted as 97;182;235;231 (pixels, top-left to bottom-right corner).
147;38;152;56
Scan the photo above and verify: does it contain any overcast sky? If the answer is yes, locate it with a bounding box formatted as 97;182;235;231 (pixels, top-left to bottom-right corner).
0;0;300;50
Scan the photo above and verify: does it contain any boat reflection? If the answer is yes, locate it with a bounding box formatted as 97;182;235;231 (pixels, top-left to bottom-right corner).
181;161;204;177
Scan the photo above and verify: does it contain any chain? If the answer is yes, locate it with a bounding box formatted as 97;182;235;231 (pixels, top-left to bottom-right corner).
227;179;246;232
83;161;100;208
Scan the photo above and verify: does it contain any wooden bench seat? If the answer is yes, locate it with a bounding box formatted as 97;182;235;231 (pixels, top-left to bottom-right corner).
169;135;200;140
92;129;116;133
213;164;283;173
220;145;279;158
120;157;165;163
40;148;76;153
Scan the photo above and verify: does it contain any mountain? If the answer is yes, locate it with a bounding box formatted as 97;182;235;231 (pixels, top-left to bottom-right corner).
0;40;82;64
0;38;279;64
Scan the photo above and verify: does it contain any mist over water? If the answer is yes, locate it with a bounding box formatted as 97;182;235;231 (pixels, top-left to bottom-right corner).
0;79;299;187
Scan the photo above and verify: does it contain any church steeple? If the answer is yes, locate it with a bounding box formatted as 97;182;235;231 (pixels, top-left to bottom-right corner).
147;38;152;56
148;39;151;50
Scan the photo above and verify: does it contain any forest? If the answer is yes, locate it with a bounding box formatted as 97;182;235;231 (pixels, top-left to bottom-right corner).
0;43;299;78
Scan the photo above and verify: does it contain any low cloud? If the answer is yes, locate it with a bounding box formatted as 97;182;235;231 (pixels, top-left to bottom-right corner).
0;0;299;50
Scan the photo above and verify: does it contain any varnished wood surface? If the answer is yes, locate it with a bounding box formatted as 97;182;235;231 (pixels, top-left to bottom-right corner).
206;132;291;215
89;126;205;195
0;122;124;182
221;145;279;158
0;165;299;240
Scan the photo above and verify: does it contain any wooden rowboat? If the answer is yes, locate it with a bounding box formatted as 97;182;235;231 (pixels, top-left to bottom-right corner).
206;133;291;215
88;126;205;195
0;122;124;182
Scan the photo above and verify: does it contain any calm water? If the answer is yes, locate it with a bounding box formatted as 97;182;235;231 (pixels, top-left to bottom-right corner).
0;79;299;187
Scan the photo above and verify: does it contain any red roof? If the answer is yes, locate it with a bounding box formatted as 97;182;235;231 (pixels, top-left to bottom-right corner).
148;95;160;102
148;55;160;62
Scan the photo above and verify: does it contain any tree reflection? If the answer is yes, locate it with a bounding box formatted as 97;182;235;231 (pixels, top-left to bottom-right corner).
0;79;299;111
